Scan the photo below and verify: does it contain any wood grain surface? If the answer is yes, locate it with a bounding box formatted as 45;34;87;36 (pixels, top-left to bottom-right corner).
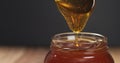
0;46;119;63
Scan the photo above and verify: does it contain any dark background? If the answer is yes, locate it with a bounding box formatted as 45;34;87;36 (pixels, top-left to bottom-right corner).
0;0;120;47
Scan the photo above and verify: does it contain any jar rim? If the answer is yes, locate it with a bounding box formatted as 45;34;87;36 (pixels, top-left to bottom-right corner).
52;32;107;50
52;32;107;42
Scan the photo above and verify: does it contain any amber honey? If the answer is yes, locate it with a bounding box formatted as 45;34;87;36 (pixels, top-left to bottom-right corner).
55;0;95;33
44;32;114;63
44;0;114;63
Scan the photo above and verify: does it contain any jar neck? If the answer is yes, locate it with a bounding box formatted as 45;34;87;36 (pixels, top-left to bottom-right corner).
51;32;108;51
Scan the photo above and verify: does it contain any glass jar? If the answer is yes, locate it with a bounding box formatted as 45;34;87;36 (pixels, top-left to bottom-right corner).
44;32;114;63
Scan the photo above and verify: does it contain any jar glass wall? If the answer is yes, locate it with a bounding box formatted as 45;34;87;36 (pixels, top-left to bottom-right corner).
44;32;114;63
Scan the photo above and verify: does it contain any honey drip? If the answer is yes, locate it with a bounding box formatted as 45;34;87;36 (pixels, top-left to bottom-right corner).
55;0;95;47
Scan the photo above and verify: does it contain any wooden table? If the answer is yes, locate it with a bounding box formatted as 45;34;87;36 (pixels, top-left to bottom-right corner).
0;46;119;63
